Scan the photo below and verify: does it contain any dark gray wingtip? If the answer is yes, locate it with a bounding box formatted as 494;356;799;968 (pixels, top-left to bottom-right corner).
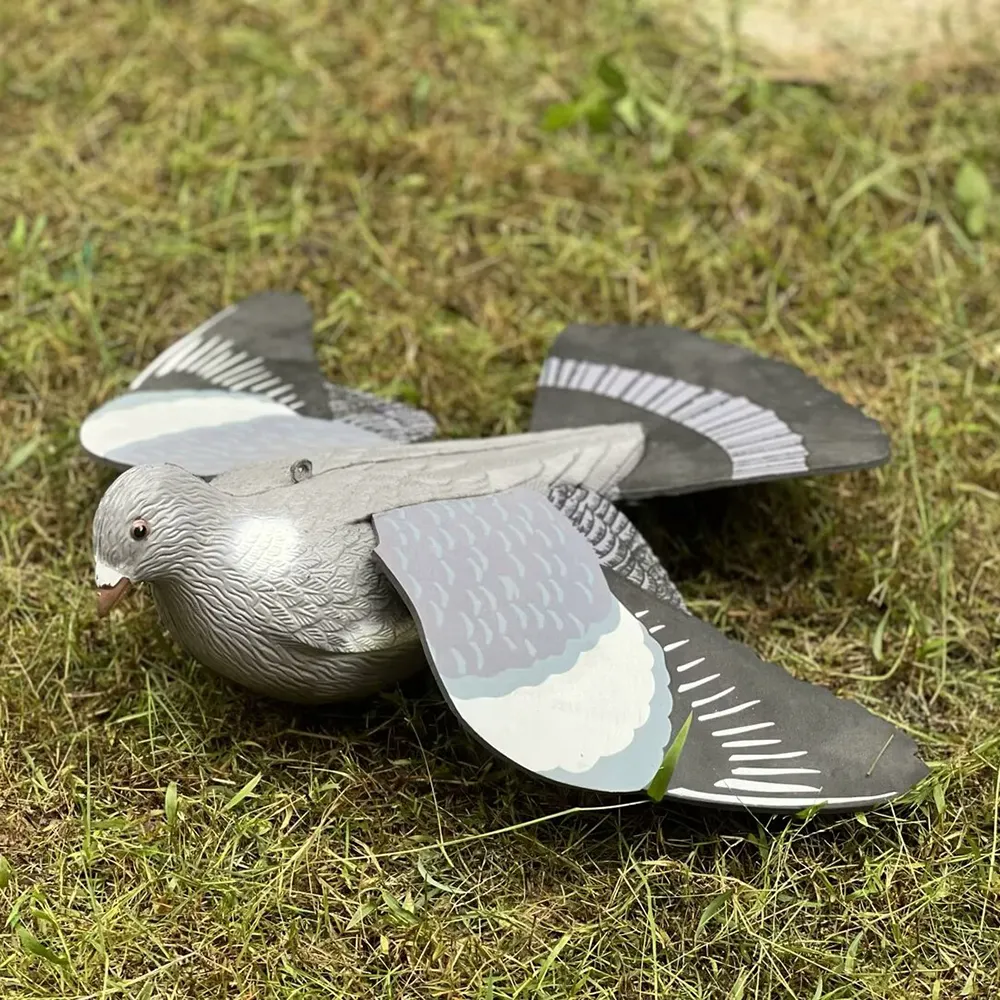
605;571;928;815
78;290;440;474
530;324;891;499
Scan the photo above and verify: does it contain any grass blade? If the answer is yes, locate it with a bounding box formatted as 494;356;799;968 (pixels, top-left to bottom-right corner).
646;712;693;802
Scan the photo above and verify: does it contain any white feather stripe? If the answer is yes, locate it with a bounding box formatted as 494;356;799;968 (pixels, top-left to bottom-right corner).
620;371;661;405
677;673;720;693
214;359;270;386
698;699;759;721
243;376;283;392
577;362;605;392
153;334;208;378
730;767;821;776
706;407;778;433
683;397;762;433
649;382;702;417
726;436;805;457
605;367;640;399
198;349;249;381
130;336;189;387
538;357;560;386
556;358;578;388
732;460;808;479
733;451;809;469
451;601;660;775
593;364;625;395
178;337;235;378
714;778;822;793
157;334;216;377
217;368;274;392
632;375;675;408
712;721;775;737
729;751;808;761
228;372;279;392
571;360;603;390
131;305;237;386
690;686;735;707
669;389;733;423
668;788;897;808
662;639;689;652
713;423;797;450
674;657;705;672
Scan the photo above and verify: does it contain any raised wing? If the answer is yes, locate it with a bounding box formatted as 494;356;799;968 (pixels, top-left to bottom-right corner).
530;324;891;498
79;292;438;475
373;489;927;812
125;291;332;416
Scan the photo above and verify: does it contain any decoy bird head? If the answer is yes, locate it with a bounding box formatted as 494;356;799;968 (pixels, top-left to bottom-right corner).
92;464;218;616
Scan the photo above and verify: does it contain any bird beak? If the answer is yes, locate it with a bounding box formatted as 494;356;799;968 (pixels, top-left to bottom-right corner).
96;578;133;617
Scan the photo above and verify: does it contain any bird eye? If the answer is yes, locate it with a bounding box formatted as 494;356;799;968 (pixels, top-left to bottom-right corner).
290;458;313;484
130;518;149;541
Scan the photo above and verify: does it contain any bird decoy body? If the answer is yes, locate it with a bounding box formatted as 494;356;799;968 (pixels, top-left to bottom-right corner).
86;292;927;813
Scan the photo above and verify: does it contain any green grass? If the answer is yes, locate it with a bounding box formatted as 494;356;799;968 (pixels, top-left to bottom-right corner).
1;1;999;996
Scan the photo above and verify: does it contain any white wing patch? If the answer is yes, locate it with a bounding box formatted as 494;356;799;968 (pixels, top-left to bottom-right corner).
130;307;303;410
229;517;300;582
80;391;300;454
451;599;657;775
538;357;809;481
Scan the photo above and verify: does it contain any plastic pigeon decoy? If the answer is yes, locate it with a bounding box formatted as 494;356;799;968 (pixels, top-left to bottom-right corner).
86;297;927;813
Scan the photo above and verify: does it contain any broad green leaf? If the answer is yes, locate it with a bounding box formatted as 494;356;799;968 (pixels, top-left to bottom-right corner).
596;55;628;98
584;98;614;133
696;887;734;937
0;855;11;890
223;773;262;811
965;201;987;237
646;712;692;801
541;102;581;132
17;926;67;967
955;161;991;206
164;781;178;825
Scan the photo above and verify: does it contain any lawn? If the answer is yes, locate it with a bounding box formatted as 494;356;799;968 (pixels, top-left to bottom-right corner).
1;1;998;997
